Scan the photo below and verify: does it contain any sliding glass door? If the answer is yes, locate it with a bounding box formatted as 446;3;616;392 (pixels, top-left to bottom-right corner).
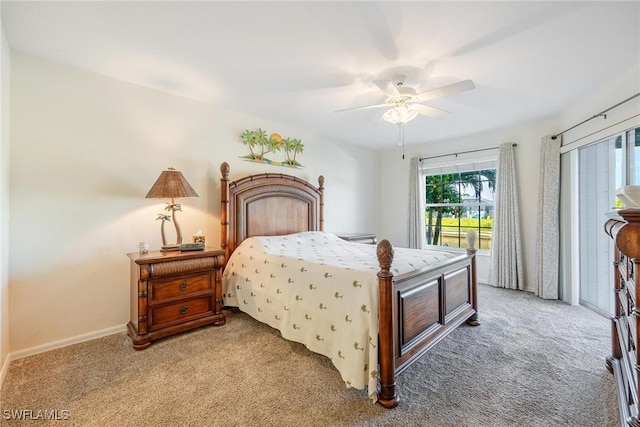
578;128;639;315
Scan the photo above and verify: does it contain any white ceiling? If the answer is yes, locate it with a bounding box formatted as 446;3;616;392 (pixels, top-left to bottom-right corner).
2;1;639;151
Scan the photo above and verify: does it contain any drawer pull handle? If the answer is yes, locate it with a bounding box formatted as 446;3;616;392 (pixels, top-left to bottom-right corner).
180;306;188;314
180;282;188;290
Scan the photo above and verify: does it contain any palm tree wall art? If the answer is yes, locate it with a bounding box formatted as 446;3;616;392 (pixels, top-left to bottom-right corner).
240;128;304;168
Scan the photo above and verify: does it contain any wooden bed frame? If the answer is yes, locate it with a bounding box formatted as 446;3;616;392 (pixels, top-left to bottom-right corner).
219;162;479;408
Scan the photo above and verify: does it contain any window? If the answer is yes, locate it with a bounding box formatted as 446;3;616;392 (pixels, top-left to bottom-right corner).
578;126;640;315
423;159;497;250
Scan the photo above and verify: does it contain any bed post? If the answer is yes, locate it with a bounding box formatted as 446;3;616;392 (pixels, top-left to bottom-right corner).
465;247;480;326
318;175;324;231
220;162;230;261
376;239;399;408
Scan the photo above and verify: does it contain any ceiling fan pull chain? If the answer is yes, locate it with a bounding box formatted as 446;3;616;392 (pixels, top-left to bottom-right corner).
398;123;405;160
402;124;405;160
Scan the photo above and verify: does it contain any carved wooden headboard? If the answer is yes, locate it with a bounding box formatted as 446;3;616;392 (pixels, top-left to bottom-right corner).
220;162;324;260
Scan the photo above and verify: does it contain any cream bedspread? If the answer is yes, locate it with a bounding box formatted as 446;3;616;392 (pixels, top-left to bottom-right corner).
221;231;456;398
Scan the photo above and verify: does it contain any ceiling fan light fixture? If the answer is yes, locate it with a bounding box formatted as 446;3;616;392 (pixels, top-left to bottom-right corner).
382;105;418;125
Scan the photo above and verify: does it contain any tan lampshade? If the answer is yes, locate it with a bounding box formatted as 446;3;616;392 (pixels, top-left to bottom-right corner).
145;168;199;199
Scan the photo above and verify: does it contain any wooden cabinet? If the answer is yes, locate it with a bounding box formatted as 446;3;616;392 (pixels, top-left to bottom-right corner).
605;209;640;426
337;233;378;245
127;248;226;349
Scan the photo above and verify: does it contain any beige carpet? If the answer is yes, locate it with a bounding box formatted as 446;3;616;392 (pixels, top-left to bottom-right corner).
1;285;618;426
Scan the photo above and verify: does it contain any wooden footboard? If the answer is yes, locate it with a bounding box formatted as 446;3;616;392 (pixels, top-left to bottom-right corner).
376;240;479;408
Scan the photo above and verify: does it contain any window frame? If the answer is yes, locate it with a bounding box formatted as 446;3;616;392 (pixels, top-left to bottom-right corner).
421;156;498;252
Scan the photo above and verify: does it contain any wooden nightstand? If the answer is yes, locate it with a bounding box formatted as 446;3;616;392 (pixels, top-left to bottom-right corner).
127;247;226;350
337;233;378;245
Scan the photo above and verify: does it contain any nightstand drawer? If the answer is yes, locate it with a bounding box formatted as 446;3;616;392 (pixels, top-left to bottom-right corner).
150;272;213;302
150;297;213;330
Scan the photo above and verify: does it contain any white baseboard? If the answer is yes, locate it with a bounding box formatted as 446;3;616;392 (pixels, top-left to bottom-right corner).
8;324;127;362
0;353;10;390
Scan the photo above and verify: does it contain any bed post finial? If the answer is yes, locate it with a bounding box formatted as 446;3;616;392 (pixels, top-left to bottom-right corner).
221;162;230;179
377;240;393;272
376;239;399;408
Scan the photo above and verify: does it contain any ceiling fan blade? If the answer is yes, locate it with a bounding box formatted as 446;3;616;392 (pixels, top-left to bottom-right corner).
416;79;475;101
373;79;399;97
413;103;450;117
335;103;389;113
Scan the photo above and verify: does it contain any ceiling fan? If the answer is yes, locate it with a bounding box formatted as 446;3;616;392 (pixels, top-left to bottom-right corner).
336;77;475;124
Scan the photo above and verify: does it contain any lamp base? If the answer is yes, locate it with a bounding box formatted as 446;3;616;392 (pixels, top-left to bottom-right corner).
160;244;181;252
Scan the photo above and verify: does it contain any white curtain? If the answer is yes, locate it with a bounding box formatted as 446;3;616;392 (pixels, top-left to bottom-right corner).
408;157;425;249
489;143;524;290
536;135;562;299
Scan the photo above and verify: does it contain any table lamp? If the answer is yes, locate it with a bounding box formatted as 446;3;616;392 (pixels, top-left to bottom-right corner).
145;167;199;251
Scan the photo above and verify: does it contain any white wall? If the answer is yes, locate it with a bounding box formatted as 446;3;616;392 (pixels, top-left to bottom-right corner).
8;52;380;353
0;9;11;380
558;65;640;149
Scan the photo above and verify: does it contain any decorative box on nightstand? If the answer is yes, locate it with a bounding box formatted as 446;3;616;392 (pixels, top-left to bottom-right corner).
126;247;226;350
337;233;378;245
